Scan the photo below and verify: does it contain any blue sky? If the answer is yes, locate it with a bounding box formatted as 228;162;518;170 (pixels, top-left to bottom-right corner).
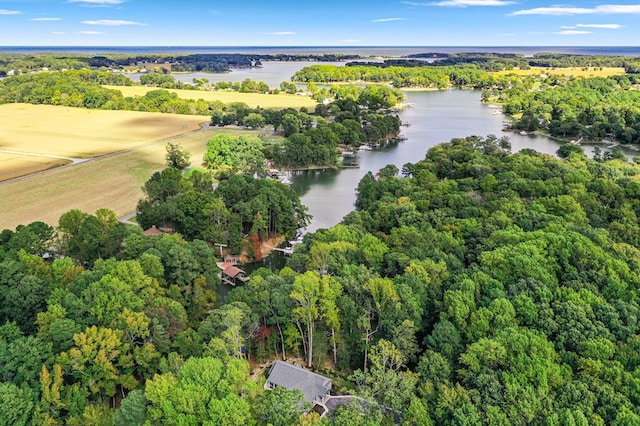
1;0;639;46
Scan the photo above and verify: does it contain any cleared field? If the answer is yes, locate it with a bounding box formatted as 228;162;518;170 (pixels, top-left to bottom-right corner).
0;104;206;159
0;153;69;182
0;127;257;230
492;67;626;78
105;85;317;110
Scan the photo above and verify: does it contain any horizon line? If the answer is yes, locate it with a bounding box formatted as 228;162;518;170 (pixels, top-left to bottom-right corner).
1;44;638;48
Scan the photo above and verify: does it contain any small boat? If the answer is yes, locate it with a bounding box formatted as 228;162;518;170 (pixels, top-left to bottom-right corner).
519;130;527;136
280;178;292;185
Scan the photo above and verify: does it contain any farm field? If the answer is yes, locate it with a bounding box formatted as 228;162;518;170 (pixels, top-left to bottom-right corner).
492;66;626;78
0;104;206;159
0;152;69;182
0;124;256;230
105;85;317;110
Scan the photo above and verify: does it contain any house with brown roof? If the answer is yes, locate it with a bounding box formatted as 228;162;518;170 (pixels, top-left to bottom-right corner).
143;225;163;235
221;264;249;286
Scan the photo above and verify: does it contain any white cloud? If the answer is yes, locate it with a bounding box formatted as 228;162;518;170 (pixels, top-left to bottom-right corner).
555;30;592;35
81;19;145;26
269;31;295;35
78;30;103;34
512;4;640;16
560;25;575;29
68;0;125;4
372;17;407;22
576;23;623;29
411;0;515;6
32;17;62;21
0;9;21;15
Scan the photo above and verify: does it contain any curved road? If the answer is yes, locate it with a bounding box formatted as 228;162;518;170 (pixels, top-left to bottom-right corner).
0;149;87;165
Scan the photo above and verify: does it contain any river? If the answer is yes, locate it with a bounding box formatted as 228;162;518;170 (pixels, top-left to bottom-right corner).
135;63;636;233
291;89;637;233
126;60;370;88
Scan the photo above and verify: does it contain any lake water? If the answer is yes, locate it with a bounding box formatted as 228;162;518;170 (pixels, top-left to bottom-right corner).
291;89;637;233
160;61;636;233
126;60;374;87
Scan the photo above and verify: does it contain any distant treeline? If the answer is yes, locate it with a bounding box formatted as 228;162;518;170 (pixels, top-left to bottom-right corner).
0;53;362;76
347;52;640;73
488;75;640;144
0;70;213;114
293;64;498;89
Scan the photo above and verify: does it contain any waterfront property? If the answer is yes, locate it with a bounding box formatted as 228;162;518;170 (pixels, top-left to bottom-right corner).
219;264;250;286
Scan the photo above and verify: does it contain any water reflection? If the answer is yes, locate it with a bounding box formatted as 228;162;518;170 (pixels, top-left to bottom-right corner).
126;61;352;88
295;89;636;233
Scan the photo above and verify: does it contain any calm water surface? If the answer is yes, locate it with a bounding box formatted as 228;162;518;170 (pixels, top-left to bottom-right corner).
126;61;351;87
165;60;635;233
292;89;637;232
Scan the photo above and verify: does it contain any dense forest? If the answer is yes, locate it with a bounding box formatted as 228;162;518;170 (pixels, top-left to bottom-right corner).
136;165;310;257
292;64;497;89
3;136;640;424
485;75;640;144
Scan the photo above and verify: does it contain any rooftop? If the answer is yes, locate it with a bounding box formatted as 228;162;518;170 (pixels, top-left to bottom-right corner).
266;361;332;403
222;265;246;278
143;225;163;235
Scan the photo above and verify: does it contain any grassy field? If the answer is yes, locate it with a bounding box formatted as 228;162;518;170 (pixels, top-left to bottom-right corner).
0;126;258;230
0;153;70;182
492;66;627;78
105;85;317;110
0;104;206;159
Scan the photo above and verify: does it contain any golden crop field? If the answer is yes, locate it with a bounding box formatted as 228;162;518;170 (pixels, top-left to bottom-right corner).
0;126;257;230
0;104;206;158
0;152;69;182
105;85;317;110
492;66;626;78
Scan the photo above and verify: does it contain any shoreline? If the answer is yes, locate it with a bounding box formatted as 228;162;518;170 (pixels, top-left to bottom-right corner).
508;128;640;152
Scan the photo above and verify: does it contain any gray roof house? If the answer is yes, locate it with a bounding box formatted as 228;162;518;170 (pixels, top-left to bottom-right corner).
265;361;332;406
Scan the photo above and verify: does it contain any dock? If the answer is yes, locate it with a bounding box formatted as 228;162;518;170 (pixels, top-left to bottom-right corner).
340;162;360;168
270;246;294;256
